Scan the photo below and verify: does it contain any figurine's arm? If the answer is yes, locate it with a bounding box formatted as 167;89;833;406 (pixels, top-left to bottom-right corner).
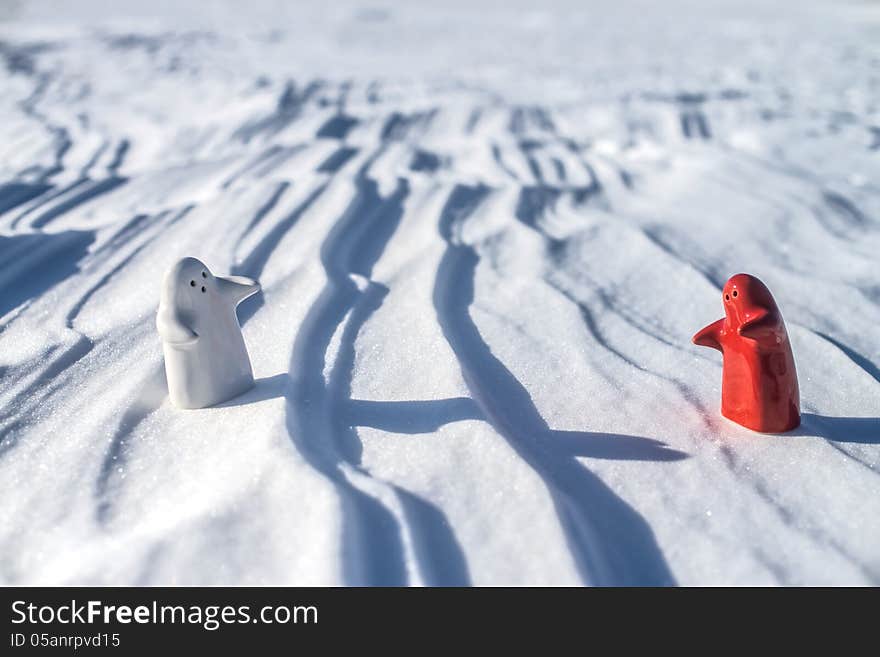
156;308;199;346
692;318;724;352
737;308;776;342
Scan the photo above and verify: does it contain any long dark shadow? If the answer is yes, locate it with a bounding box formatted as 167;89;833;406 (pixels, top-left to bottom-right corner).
0;181;53;216
285;169;411;585
0;230;95;318
397;487;472;586
326;278;474;586
433;183;679;586
327;281;390;465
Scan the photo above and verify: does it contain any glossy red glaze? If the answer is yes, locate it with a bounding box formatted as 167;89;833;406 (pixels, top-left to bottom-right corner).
692;273;800;433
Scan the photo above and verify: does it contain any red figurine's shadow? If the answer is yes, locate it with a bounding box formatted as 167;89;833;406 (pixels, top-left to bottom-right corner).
796;413;880;445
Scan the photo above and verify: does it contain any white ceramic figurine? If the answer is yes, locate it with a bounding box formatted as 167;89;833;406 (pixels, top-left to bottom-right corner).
157;257;260;409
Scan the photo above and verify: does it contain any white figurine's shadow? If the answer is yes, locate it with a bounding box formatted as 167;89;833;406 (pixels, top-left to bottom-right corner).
215;373;290;407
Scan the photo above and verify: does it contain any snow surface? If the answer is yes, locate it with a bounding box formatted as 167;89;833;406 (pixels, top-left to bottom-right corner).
0;0;879;586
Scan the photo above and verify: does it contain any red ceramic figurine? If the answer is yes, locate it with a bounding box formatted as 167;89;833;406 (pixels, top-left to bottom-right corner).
692;273;800;433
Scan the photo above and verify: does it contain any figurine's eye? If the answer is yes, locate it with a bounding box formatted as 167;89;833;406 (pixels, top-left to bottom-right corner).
190;280;196;287
732;290;738;298
725;294;730;301
201;286;206;293
202;272;207;278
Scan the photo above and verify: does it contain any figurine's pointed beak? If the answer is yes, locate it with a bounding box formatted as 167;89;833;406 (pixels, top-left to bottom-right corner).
216;275;260;305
